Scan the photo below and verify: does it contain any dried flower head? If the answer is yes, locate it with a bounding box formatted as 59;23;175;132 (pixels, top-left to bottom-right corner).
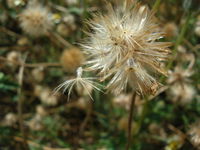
6;51;21;66
27;114;43;131
65;0;78;5
112;93;131;110
3;113;18;126
36;105;47;117
167;66;193;84
60;47;85;73
163;22;178;38
19;2;52;37
169;83;195;105
54;67;101;100
188;121;200;149
34;86;59;106
31;67;44;82
17;37;30;46
194;15;200;37
148;123;167;138
7;0;25;8
81;1;171;95
57;23;70;37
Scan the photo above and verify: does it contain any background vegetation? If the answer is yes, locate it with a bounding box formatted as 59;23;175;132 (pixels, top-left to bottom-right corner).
0;0;199;149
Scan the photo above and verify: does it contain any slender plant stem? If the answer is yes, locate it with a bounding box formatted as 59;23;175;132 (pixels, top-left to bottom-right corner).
0;56;61;68
17;55;29;150
135;96;149;135
79;101;93;134
152;0;161;11
0;26;21;37
82;0;87;18
166;12;192;70
24;62;61;68
47;31;72;48
159;12;192;83
125;92;136;150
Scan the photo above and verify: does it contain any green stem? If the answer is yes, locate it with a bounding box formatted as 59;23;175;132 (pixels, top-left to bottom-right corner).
159;12;192;83
152;0;161;11
135;96;149;135
167;12;192;70
17;54;29;150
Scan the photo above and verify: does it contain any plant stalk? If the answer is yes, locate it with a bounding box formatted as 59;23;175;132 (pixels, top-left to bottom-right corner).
167;12;192;70
125;92;136;150
152;0;161;12
17;55;29;150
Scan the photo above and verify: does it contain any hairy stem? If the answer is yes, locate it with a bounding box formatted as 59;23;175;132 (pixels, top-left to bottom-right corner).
125;92;136;150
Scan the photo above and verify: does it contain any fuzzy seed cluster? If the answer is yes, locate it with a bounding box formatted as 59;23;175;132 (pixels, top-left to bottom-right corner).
82;2;171;95
19;2;52;37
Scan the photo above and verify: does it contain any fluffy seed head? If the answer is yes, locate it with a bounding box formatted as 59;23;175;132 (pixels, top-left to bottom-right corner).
34;86;59;106
27;114;43;131
194;15;200;37
163;22;178;38
167;66;193;84
19;2;52;37
31;67;44;82
3;113;18;126
188;121;200;149
6;51;21;65
82;1;171;95
169;83;195;105
112;93;131;110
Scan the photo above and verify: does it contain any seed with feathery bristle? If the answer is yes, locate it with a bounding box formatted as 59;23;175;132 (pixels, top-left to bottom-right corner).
54;67;102;100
